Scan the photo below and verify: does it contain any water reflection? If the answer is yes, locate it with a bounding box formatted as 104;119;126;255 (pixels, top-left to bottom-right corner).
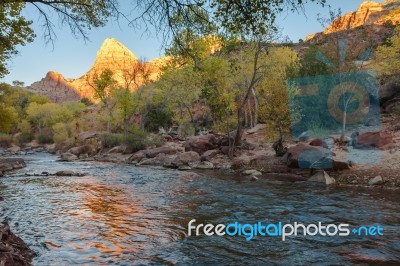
0;152;399;265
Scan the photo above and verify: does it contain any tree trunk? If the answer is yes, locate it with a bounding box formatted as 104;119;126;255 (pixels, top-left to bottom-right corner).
251;88;258;126
229;109;243;158
247;98;253;128
185;105;198;134
244;108;248;128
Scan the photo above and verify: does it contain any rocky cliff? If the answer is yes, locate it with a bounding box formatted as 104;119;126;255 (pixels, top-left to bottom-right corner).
29;38;170;102
306;0;400;42
28;71;81;103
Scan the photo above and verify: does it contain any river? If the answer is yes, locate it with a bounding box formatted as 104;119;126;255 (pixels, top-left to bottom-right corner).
0;152;399;265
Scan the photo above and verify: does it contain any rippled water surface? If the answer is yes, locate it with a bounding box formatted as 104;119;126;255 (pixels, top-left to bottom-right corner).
0;152;399;265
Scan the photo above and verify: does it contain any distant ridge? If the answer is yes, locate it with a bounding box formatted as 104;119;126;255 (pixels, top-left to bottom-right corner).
29;38;170;102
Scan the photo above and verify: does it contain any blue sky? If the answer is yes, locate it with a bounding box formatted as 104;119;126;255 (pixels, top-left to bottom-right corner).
2;0;381;85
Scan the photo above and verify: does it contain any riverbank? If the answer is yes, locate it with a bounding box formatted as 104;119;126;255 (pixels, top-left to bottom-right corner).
0;223;35;266
0;158;34;265
2;120;399;188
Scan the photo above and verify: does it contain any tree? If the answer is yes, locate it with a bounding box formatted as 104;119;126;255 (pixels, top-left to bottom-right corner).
373;26;400;76
0;105;18;133
12;80;25;87
1;0;120;77
157;66;202;132
0;2;34;78
86;68;117;131
135;0;325;39
164;5;219;67
116;57;151;136
258;47;299;141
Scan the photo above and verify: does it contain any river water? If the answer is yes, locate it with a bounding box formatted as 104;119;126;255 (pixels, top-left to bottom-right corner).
0;152;399;265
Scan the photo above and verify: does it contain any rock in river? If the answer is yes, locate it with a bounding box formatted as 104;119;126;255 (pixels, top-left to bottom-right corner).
0;158;26;173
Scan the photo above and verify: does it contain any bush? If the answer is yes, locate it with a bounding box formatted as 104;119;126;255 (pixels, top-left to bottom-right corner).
17;132;34;144
178;123;196;137
144;133;165;148
37;133;54;144
124;132;147;153
101;133;124;148
52;123;69;144
143;103;174;132
0;133;12;147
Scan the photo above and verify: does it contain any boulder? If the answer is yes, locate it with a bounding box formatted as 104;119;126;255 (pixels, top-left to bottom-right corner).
220;146;241;157
77;131;105;141
201;149;220;161
79;153;89;159
137;158;159;166
129;150;147;162
55;170;85;177
354;131;393;150
7;145;21;154
231;156;251;170
60;152;78;161
24;140;41;149
68;145;93;156
184;134;217;155
308;171;336;185
107;145;126;154
286;143;346;169
368;175;384;185
172;151;201;167
242;169;262;176
309;139;328;148
190;161;214;169
146;146;181;158
0;222;35;266
0;158;26;172
162;155;178;168
178;165;192;171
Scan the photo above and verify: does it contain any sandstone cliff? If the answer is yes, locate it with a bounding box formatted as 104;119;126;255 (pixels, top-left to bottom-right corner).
28;71;81;103
29;38;170;102
306;0;400;42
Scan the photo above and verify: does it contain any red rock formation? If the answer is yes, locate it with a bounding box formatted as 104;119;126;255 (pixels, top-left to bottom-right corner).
306;0;400;42
28;71;81;103
29;38;171;103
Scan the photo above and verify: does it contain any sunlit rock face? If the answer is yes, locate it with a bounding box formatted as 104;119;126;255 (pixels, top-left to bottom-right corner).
28;71;81;103
29;38;171;102
70;38;146;101
306;0;400;41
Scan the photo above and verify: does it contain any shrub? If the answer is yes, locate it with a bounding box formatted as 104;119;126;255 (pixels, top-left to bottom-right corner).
101;133;124;148
143;103;174;132
17;132;34;144
0;133;12;147
124;132;147;153
178;123;196;137
144;133;165;148
52;123;69;144
37;133;54;144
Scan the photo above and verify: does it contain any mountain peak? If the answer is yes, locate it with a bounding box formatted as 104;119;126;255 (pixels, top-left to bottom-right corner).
95;38;137;64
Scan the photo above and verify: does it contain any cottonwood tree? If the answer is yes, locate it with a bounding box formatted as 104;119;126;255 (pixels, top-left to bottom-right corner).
1;0;327;77
157;66;203;132
86;68;117;131
373;26;400;76
116;57;151;136
258;47;299;141
0;0;121;77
